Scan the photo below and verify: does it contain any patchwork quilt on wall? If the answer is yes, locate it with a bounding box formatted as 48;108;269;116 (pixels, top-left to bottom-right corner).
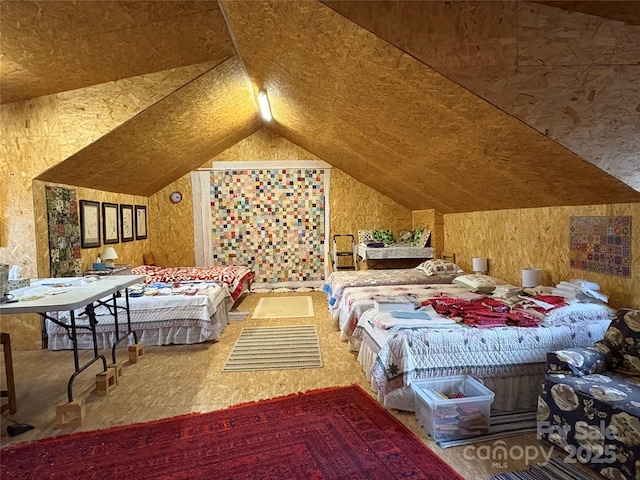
569;216;632;278
45;186;82;277
210;168;325;284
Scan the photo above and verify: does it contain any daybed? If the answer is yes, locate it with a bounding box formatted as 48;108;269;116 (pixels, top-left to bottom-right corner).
353;298;616;412
131;264;254;301
47;283;232;349
538;308;640;480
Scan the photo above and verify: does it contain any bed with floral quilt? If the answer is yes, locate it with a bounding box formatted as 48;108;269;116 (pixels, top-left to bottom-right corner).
352;299;616;412
331;283;475;342
323;259;464;313
131;264;254;301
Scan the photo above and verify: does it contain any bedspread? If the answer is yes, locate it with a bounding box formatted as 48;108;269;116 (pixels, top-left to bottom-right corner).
323;268;458;309
353;301;615;398
333;283;475;340
132;265;254;300
46;284;232;349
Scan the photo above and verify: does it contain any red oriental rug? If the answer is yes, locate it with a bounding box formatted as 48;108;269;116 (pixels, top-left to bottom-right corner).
1;385;463;480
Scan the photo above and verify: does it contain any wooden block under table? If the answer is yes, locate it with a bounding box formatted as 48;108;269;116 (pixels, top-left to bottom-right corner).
128;343;145;364
96;369;117;396
56;400;85;429
108;362;124;383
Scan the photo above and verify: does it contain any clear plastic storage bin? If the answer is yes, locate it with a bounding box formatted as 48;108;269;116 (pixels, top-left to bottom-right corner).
411;375;494;442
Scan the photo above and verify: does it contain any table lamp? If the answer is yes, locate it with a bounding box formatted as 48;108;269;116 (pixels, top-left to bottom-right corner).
472;257;488;275
101;247;118;268
522;268;543;288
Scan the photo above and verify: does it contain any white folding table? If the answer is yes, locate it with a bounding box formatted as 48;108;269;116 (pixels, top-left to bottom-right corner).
0;275;144;403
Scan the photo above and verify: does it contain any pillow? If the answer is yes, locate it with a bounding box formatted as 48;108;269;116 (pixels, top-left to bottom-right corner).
373;229;394;245
413;227;431;247
357;230;375;245
453;274;498;293
416;259;463;277
601;309;640;376
396;230;414;244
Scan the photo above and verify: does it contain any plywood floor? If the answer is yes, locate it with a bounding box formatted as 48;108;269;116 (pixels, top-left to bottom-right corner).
0;292;593;479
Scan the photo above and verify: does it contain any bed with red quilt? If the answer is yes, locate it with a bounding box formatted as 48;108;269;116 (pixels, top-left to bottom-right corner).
131;265;254;301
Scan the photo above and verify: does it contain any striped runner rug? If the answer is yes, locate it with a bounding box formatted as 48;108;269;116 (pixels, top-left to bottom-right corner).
222;325;323;372
489;456;598;479
438;410;538;448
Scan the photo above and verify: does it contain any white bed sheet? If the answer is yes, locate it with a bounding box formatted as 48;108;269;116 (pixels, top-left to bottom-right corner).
47;284;232;349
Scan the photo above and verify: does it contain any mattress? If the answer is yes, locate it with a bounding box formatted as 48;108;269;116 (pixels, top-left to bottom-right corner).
47;283;232;349
352;301;615;411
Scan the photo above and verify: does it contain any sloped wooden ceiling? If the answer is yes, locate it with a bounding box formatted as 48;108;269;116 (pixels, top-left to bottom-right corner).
36;57;262;196
323;0;640;193
4;0;640;212
0;0;234;104
222;0;640;213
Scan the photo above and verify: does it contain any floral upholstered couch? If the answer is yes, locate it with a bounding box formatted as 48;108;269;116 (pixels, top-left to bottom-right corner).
537;309;640;480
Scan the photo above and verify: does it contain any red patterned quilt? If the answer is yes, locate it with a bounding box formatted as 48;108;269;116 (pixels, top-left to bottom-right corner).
132;265;254;300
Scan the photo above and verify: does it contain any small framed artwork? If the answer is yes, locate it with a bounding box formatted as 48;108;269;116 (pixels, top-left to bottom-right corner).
135;205;147;240
120;204;134;242
79;200;101;248
102;202;119;244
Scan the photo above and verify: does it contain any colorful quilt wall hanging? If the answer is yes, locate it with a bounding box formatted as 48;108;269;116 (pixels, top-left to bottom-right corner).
210;168;325;284
46;186;82;277
569;216;632;277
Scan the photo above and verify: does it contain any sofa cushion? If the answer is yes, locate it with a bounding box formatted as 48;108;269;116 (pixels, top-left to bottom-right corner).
602;309;640;375
542;372;640;417
547;345;612;376
539;372;640;479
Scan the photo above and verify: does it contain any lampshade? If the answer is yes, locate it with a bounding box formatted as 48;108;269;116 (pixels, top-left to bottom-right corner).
257;90;273;122
472;257;488;274
522;268;542;288
101;247;118;261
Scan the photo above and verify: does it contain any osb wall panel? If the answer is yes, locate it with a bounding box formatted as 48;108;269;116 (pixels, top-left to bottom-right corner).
150;128;411;270
444;203;640;309
412;210;443;258
223;0;640;213
33;181;150;276
0;63;216;276
1;1;234;103
149;128;322;268
330;169;412;242
324;1;518;69
37;57;262;196
204;128;322;163
54;62;216;160
326;1;640;194
148;176;195;268
1;65;207;349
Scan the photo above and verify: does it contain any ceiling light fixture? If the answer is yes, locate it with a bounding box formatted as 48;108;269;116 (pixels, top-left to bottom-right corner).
257;90;273;122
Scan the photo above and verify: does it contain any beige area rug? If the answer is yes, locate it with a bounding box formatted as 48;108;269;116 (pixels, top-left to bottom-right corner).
251;296;315;319
228;310;250;322
222;325;323;372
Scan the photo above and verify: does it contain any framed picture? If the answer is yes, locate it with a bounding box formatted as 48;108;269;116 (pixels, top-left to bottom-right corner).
102;202;119;244
135;205;147;240
120;204;134;242
79;200;100;248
